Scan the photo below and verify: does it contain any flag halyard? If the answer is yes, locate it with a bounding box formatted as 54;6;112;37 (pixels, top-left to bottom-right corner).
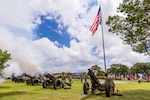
90;6;101;35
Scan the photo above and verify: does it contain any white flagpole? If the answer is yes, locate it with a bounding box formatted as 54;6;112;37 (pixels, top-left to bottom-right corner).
100;3;107;72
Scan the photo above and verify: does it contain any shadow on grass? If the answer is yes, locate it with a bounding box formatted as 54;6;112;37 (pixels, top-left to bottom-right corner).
0;86;11;89
0;90;39;99
0;91;24;99
81;90;150;100
80;91;106;100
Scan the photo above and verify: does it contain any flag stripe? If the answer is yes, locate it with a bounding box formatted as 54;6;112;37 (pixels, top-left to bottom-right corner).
90;6;101;35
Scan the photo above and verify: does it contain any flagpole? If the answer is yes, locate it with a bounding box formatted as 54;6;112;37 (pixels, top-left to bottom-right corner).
89;2;107;72
100;4;107;72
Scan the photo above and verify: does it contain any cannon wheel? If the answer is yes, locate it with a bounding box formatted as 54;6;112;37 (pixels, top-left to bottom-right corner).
83;81;89;94
43;80;50;88
53;79;61;90
91;83;96;93
105;82;110;97
32;79;39;86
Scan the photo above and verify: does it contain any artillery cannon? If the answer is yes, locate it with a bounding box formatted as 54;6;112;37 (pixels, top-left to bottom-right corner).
12;75;25;83
26;75;44;86
12;73;29;83
42;74;61;90
11;73;41;86
83;69;115;97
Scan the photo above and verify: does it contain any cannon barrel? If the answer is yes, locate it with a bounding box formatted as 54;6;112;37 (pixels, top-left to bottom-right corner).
88;69;101;87
45;74;56;80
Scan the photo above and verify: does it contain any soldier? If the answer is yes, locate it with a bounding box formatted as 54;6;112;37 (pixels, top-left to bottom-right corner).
93;68;98;76
68;73;72;84
105;73;115;94
38;74;44;84
61;72;66;88
80;73;84;83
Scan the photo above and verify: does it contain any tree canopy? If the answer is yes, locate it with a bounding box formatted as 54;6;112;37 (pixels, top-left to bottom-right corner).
107;64;129;75
106;0;150;55
0;49;11;75
130;62;150;74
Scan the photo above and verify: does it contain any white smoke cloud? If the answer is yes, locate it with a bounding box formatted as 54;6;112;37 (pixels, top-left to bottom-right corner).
3;62;23;78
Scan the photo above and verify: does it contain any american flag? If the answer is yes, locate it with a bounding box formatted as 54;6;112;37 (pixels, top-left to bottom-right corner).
90;6;101;35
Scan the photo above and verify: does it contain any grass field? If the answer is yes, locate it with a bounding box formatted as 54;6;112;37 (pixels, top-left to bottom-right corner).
0;79;150;100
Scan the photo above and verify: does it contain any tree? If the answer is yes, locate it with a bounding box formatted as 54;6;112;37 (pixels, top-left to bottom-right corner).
106;0;150;55
107;64;130;75
0;49;11;75
130;62;150;74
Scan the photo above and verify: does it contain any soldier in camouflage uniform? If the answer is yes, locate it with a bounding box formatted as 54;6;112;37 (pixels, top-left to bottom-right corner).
80;73;84;83
38;74;45;84
105;73;115;94
93;68;98;76
68;73;72;84
61;72;66;88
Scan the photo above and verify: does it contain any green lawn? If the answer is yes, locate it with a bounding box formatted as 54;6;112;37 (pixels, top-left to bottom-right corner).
0;79;150;100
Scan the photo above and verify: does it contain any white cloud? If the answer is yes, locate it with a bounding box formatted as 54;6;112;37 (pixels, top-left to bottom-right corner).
0;0;149;77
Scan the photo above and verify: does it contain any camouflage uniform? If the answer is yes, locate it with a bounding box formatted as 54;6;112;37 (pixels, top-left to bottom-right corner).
80;73;84;83
68;74;72;84
93;69;98;76
61;73;66;88
105;73;115;93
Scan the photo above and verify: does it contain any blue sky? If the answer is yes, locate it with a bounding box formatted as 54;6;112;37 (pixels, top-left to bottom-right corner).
36;16;71;47
0;0;149;77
